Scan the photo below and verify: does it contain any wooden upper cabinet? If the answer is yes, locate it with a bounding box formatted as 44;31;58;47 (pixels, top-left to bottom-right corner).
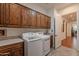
44;15;48;28
6;4;21;27
40;14;48;28
27;9;32;27
37;13;51;29
44;15;51;29
0;3;51;28
21;8;37;28
40;14;45;28
47;17;51;28
21;6;31;27
36;12;41;28
0;4;5;27
5;3;10;26
31;10;37;28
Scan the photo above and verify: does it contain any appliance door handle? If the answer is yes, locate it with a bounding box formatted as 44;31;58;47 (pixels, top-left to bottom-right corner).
31;39;41;42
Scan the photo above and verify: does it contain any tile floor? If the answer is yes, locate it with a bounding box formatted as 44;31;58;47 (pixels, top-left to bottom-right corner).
48;46;78;56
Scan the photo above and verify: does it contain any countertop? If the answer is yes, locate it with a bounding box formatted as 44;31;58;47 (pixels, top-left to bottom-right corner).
0;38;24;46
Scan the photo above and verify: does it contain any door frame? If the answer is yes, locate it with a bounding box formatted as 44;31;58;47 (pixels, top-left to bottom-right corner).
53;17;56;49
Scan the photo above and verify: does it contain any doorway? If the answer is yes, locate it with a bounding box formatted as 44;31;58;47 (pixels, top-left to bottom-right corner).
62;12;77;48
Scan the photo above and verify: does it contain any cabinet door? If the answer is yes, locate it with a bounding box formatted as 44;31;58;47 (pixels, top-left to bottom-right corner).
45;16;49;28
36;12;41;28
47;17;51;28
40;14;48;28
7;4;21;27
0;3;5;27
5;3;10;27
12;48;23;56
44;15;48;28
21;7;32;28
21;7;30;27
40;14;45;28
27;9;32;27
11;42;24;56
31;10;37;28
0;49;12;56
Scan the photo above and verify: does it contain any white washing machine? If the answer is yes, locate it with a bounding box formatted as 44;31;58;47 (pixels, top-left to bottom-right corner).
22;32;43;56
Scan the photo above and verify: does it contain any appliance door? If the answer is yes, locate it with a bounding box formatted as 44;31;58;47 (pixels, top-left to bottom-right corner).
43;38;50;55
28;39;43;56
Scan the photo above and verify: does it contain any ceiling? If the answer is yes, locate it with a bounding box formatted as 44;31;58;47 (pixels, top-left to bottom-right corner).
35;3;73;10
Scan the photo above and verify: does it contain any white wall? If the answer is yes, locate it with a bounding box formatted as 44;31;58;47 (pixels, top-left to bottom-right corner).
59;4;79;15
20;3;50;16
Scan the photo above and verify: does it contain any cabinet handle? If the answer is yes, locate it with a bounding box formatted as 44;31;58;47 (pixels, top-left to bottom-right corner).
0;52;10;56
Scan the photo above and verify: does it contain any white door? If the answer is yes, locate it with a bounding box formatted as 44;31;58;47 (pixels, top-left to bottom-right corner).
54;11;65;48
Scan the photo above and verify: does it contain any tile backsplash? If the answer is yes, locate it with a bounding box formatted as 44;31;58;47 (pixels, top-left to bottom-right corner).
6;28;49;36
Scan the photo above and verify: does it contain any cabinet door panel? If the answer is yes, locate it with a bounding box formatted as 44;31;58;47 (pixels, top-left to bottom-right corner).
47;17;51;28
0;4;5;26
21;7;28;27
27;9;32;27
0;49;12;56
12;48;23;56
21;7;31;27
36;12;41;28
40;14;44;28
45;16;49;28
44;15;48;28
31;10;37;28
0;42;23;56
40;14;46;28
11;42;24;56
8;4;21;27
5;3;10;26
